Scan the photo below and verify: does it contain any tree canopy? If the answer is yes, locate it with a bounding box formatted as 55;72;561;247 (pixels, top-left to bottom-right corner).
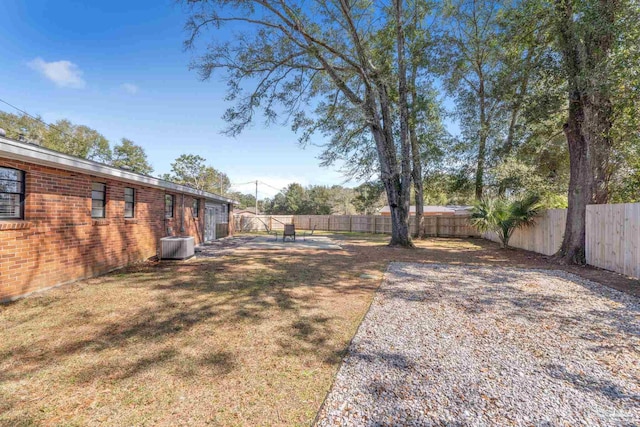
0;112;112;163
161;154;231;195
181;0;640;260
182;0;447;246
111;138;154;175
262;183;359;215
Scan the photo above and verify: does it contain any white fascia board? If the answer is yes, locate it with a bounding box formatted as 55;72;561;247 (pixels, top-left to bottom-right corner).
0;136;237;204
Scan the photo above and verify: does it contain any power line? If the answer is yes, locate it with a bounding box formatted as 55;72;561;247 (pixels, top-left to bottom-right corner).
0;98;112;166
259;180;282;192
0;96;101;158
229;180;283;198
229;181;256;187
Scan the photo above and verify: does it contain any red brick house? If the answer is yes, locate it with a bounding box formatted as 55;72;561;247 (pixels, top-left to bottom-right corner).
0;135;235;301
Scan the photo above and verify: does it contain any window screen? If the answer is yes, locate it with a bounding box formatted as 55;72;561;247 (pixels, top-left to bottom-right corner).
91;182;106;218
165;194;174;218
124;187;135;218
192;198;199;217
0;167;25;219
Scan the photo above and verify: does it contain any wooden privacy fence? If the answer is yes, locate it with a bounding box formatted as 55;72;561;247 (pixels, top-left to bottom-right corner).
482;204;640;280
482;209;567;256
234;214;480;237
586;203;640;279
235;204;640;280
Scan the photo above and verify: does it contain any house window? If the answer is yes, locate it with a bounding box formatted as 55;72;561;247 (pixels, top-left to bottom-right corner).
0;167;25;219
165;194;174;218
124;187;135;218
91;182;106;218
192;198;200;217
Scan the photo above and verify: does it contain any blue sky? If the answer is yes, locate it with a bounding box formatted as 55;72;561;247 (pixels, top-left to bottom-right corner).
0;1;459;199
0;0;360;198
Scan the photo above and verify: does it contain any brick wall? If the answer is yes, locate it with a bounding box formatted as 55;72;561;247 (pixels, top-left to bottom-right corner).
0;158;206;301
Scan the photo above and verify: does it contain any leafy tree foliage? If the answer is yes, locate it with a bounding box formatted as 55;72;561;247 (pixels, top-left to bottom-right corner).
162;154;231;194
470;194;542;248
0;111;112;163
182;0;446;246
262;183;358;215
111;138;154;175
353;181;386;215
45;119;112;163
438;0;558;200
227;192;260;210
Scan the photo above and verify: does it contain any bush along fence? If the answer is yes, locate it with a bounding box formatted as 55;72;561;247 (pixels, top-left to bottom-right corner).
233;214;480;238
480;204;639;280
482;209;567;256
234;203;640;280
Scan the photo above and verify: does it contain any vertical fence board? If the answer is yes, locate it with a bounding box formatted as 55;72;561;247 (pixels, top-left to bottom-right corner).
482;209;567;256
585;203;640;279
234;214;480;237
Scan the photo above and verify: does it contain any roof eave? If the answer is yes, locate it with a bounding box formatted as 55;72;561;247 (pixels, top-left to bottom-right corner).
0;136;237;204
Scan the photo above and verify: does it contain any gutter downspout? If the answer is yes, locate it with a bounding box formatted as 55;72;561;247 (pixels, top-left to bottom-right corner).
180;193;185;234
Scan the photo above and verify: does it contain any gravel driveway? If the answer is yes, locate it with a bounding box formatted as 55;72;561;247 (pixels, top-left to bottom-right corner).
316;263;640;426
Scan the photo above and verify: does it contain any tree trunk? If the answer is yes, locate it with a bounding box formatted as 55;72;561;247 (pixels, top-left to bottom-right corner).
556;113;590;264
410;127;424;238
553;0;588;264
387;0;414;247
553;0;616;264
408;12;423;239
366;96;413;247
387;196;412;246
497;103;521;197
501;51;532;163
475;79;488;200
588;96;613;204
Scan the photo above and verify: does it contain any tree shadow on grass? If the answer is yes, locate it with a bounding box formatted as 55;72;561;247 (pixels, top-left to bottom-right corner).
0;297;226;384
3;234;637;424
0;245;377;396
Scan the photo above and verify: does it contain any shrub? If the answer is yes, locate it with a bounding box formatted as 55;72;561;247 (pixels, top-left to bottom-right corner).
471;195;542;249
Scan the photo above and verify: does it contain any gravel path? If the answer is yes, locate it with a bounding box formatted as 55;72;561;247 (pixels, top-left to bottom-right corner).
316;263;640;426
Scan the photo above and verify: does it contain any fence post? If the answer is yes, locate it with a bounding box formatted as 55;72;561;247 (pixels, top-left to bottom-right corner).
349;216;352;232
374;216;377;234
435;216;439;237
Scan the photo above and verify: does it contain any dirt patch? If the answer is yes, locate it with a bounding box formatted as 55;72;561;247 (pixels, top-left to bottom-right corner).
330;233;639;297
0;233;637;426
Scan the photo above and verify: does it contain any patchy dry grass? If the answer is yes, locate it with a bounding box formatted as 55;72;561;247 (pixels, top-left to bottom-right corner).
1;233;637;426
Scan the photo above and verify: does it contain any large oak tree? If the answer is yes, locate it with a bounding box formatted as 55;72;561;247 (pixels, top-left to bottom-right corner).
182;0;436;246
551;0;632;264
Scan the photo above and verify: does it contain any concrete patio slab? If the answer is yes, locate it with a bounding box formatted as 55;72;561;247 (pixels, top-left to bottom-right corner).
242;235;343;250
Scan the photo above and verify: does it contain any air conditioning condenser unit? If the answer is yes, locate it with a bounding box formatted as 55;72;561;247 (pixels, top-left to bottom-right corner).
160;236;195;260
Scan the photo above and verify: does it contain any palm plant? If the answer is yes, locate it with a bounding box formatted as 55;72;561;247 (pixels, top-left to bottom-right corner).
470;195;542;249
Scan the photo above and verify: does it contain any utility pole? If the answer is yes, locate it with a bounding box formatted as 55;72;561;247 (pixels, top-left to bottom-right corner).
255;180;258;215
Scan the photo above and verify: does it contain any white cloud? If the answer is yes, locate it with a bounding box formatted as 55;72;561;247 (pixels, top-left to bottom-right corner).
28;57;86;89
121;83;139;94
